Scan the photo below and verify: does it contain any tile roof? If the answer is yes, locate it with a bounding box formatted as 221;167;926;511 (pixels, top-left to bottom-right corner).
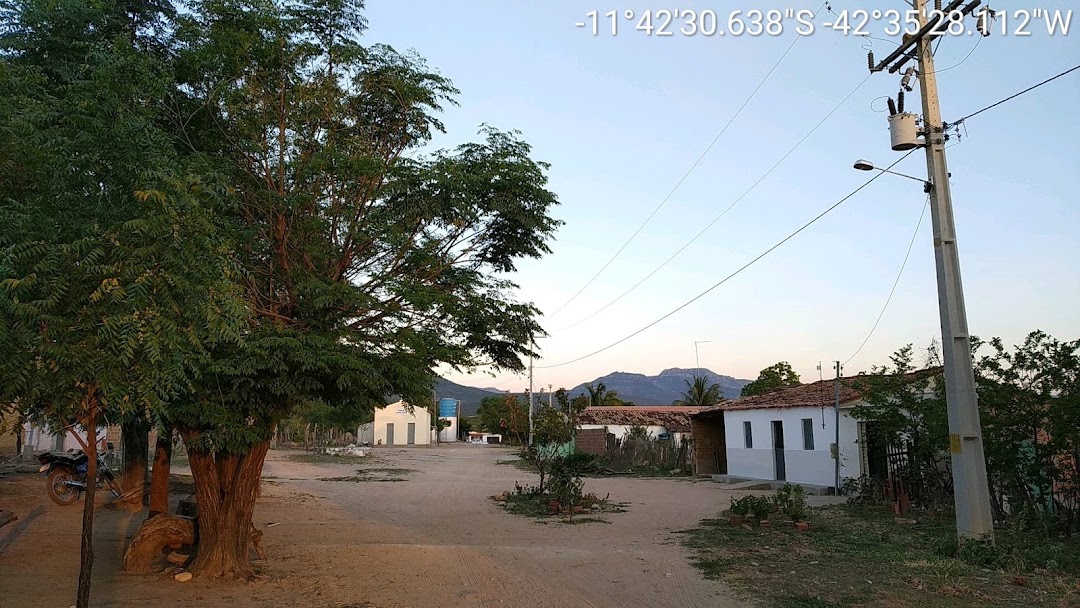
578;406;701;433
694;368;941;416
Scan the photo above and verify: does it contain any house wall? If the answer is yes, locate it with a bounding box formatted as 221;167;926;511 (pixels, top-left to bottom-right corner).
575;428;608;456
723;406;862;488
579;424;671;440
373;403;431;446
23;423;109;453
690;416;726;475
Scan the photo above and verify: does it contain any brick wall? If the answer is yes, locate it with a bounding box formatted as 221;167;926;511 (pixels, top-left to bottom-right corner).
691;416;727;475
575;428;608;456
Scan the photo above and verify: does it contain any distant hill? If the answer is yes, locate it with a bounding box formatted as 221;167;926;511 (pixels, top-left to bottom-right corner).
566;368;750;405
434;377;502;417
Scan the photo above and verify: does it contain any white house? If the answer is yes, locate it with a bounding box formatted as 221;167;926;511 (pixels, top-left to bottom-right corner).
22;422;113;454
690;372;934;490
360;401;432;447
577;406;699;445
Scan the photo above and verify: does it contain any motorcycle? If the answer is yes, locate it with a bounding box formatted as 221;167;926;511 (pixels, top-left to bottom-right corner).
36;449;124;506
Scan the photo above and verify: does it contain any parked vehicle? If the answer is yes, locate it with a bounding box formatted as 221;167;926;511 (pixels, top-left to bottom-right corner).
36;449;123;506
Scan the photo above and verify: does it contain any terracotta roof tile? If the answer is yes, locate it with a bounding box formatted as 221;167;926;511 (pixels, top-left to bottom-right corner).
578;406;700;433
694;368;941;415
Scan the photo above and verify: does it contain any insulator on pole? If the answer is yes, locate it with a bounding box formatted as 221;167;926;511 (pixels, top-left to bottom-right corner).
935;0;943;11
867;51;875;72
897;90;905;114
887;97;898;116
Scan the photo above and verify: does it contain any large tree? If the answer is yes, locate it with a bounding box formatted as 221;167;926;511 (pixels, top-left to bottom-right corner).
741;361;801;397
0;1;245;604
151;0;561;578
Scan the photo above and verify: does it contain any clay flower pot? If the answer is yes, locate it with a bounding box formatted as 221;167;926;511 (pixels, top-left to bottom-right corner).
794;521;811;531
548;500;560;515
728;515;746;526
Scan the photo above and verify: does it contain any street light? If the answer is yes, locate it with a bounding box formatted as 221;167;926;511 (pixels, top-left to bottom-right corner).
693;340;711;369
853;159;931;192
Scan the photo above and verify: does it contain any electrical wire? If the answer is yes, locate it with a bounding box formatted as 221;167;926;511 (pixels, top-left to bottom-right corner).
543;2;831;320
925;35;981;76
552;73;873;333
953;64;1080;126
537;151;917;369
843;193;930;366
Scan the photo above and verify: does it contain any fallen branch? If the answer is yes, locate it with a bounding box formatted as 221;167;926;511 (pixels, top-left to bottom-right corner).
122;514;195;572
0;510;16;529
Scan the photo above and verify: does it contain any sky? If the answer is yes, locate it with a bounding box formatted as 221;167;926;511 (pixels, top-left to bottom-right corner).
361;1;1080;392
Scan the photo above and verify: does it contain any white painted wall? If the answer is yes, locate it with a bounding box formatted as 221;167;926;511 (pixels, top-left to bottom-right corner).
579;424;670;440
373;402;431;446
437;417;459;442
23;423;107;452
723;406;862;488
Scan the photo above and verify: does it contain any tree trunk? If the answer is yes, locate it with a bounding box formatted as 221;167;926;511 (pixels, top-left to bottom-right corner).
75;400;98;608
148;427;174;518
119;418;150;508
182;431;269;579
123;514;194;572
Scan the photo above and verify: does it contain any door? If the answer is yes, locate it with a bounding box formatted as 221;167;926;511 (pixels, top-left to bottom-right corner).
772;421;786;481
385;423;395;447
406;423;416;445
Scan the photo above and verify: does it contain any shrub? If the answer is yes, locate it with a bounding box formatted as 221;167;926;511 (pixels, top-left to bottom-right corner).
775;484;808;521
549;464;585;521
561;451;601;475
730;496;752;517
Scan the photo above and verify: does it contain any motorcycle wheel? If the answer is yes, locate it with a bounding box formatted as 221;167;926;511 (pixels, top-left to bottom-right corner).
47;468;81;506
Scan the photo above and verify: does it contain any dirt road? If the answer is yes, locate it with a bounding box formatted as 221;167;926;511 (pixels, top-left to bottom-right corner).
0;445;751;607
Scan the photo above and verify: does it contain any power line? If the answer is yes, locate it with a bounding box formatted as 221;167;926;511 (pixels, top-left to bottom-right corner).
544;2;830;320
954;63;1080;126
537;151;917;369
553;73;873;333
844;193;930;366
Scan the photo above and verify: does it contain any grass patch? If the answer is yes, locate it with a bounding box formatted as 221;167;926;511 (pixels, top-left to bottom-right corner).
284;451;376;464
679;504;1080;608
317;466;415;483
495;492;628;524
495;458;535;473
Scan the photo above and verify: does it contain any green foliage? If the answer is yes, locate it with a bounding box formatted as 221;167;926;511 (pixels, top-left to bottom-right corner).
549;460;585;521
741;361;801;397
774;483;808;522
519;389;585;492
625;424;650;440
583;382;626;406
560;451;601;475
848;344;953;509
477;394;529;442
729;496;752;517
973;331;1080;536
730;495;773;521
673;375;725;406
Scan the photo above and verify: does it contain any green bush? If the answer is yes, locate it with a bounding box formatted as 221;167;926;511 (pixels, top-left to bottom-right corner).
561;451;601;475
775;484;808;521
730;496;752;517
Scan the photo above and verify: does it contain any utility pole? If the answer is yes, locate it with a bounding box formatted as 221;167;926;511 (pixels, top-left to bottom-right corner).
832;361;841;495
869;0;994;540
548;384;553;409
527;349;534;446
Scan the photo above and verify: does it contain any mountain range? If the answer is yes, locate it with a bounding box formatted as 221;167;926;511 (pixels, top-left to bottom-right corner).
436;368;751;416
566;368;750;404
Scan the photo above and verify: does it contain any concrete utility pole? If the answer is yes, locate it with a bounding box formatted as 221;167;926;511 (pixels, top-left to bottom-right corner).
548;384;553;409
832;361;841;494
869;0;994;540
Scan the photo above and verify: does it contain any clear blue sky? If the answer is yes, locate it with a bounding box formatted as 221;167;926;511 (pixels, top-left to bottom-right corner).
363;1;1080;393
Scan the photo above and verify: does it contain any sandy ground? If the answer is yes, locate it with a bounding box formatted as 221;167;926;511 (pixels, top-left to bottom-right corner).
0;445;759;608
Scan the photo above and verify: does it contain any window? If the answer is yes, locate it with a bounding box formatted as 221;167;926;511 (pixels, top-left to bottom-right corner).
802;418;815;450
743;421;753;448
